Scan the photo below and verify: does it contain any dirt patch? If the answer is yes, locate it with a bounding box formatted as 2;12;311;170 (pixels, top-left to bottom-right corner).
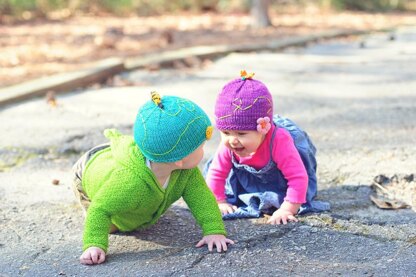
1;10;416;88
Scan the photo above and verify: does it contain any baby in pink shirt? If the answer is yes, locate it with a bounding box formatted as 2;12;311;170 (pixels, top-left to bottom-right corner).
205;71;329;224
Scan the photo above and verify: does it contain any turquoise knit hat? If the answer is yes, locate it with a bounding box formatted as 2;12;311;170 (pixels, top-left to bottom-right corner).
133;93;213;163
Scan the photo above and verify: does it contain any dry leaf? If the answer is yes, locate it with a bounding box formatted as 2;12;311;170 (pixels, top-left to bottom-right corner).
46;91;57;107
370;194;410;210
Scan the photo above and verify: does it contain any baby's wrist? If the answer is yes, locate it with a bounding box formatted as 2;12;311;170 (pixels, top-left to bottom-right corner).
280;201;301;214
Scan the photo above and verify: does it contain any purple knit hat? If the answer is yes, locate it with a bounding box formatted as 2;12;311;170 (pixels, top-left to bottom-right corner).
215;71;273;130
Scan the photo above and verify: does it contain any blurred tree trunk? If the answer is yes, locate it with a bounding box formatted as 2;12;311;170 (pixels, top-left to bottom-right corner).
251;0;272;28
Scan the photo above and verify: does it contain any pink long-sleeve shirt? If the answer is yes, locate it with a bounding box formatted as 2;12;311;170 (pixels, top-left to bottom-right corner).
206;124;308;204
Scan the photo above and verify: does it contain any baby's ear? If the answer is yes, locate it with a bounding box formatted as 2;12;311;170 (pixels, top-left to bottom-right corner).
174;160;183;168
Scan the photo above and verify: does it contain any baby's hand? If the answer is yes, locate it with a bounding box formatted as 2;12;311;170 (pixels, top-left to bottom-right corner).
267;208;298;225
80;246;106;265
196;234;234;252
218;201;237;215
267;201;301;225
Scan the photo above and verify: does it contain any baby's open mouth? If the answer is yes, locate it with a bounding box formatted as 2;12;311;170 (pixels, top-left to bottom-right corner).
232;147;244;153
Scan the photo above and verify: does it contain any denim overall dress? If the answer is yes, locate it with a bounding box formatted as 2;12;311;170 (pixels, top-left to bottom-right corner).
206;115;330;218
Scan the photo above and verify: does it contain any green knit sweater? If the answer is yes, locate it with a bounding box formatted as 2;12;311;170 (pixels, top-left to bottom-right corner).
81;129;226;252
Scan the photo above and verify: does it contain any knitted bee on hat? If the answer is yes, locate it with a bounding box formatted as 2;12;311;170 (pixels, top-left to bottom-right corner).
134;92;213;162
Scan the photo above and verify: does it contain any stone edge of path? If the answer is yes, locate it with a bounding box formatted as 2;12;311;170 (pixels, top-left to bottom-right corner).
0;28;392;108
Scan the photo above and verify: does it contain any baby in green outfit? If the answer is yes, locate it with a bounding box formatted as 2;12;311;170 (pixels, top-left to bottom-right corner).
72;93;233;265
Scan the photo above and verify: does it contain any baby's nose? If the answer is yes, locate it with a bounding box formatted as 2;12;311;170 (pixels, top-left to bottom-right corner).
229;136;239;144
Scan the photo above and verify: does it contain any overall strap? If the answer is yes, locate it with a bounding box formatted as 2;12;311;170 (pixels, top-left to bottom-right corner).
269;123;278;161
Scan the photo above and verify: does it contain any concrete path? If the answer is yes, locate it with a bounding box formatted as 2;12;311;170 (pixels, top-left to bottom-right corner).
1;27;416;276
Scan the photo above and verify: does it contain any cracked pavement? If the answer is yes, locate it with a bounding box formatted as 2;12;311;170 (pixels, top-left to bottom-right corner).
1;27;416;276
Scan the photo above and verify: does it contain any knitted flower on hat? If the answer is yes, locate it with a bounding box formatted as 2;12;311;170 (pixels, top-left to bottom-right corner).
215;71;273;131
134;93;212;162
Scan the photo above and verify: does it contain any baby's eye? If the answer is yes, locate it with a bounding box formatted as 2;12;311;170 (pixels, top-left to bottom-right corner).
222;131;230;136
237;132;247;136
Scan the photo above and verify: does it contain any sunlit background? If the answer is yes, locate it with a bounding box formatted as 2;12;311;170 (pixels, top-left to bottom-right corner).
1;0;416;88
